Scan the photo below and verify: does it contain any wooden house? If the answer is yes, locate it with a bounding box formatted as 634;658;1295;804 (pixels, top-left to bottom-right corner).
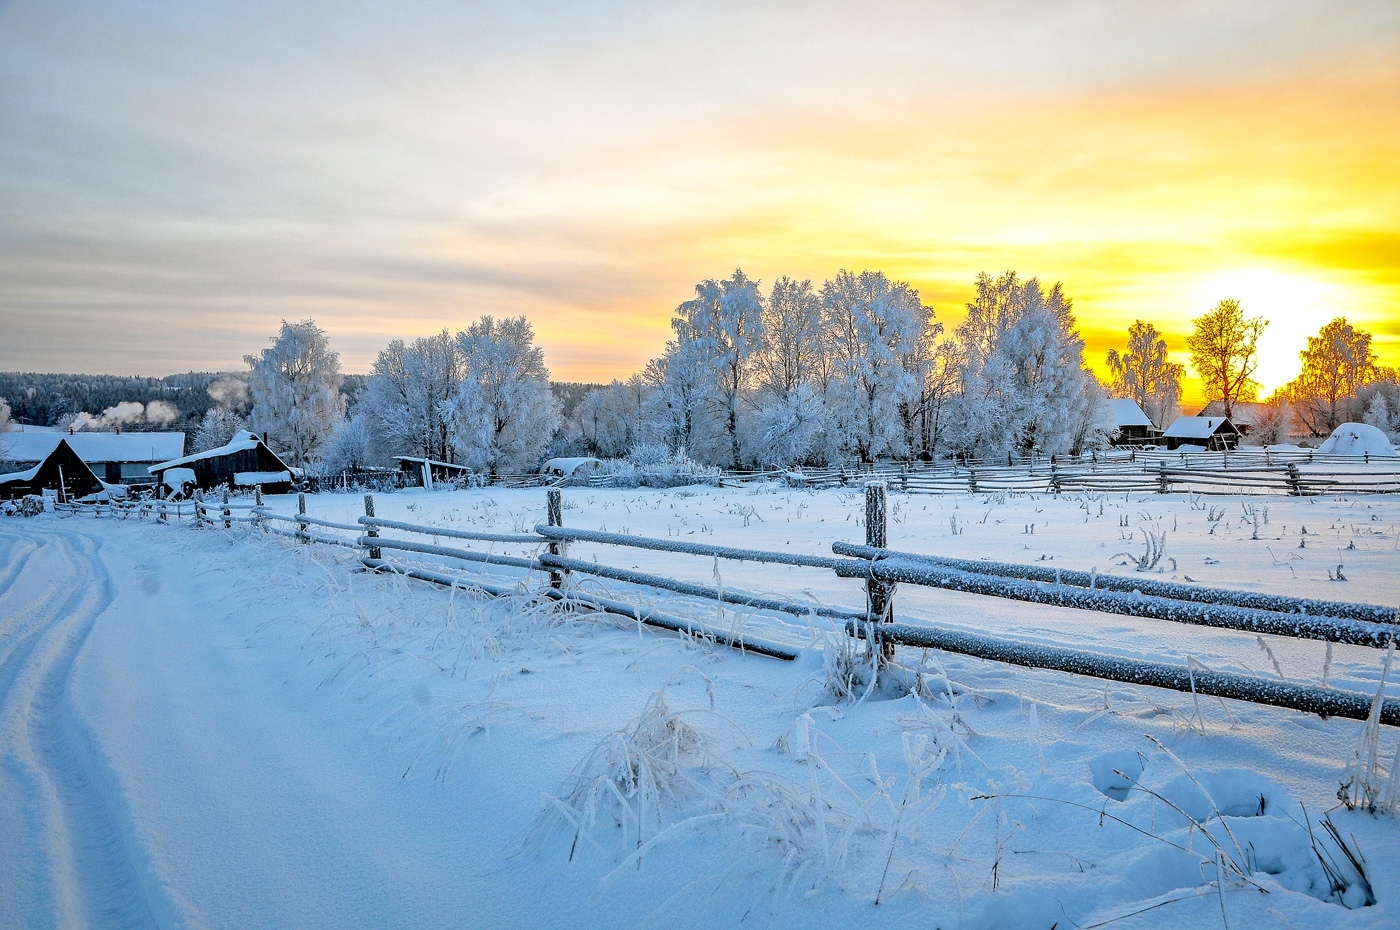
394;456;475;489
149;431;294;495
0;428;184;485
1162;416;1241;451
0;438;105;500
1107;399;1161;446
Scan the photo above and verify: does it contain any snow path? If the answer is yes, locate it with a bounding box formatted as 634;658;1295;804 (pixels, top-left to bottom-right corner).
0;525;177;929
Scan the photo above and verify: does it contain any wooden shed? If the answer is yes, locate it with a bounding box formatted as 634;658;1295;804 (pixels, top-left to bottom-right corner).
1162;416;1241;451
394;456;475;489
149;431;295;495
0;438;105;501
1107;399;1161;446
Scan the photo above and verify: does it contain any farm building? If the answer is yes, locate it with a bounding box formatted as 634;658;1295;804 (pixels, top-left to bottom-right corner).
1162;415;1241;451
0;427;184;485
0;437;106;501
1106;399;1161;446
540;457;601;483
149;431;294;495
394;456;475;489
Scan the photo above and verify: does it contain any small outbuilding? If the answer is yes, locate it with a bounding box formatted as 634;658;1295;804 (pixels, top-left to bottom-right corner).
540;457;602;483
0;438;106;501
1162;416;1241;451
1107;399;1161;446
394;456;475;489
149;431;294;495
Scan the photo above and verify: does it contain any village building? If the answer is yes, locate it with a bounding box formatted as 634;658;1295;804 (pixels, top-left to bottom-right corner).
0;437;106;500
394;456;474;489
0;427;185;485
1162;415;1241;451
149;431;294;495
1106;399;1161;446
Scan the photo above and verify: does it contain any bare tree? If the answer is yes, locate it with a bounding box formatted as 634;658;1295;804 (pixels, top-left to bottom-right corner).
1186;299;1267;420
1285;317;1376;436
1105;320;1183;429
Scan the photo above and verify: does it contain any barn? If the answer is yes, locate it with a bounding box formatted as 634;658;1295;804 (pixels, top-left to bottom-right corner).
0;428;185;485
1107;399;1161;446
1162;416;1241;451
149;431;295;495
0;438;106;501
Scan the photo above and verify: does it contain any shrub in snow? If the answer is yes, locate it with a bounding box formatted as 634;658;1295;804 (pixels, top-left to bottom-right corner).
593;450;721;488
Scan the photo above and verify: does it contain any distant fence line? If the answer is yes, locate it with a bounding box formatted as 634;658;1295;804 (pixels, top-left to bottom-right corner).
52;483;1400;727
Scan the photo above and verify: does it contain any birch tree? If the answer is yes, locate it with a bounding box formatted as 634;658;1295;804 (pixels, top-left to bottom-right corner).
245;320;346;466
1105;320;1184;429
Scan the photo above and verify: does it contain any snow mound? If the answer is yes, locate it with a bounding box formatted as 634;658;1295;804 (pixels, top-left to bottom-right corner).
1317;423;1396;457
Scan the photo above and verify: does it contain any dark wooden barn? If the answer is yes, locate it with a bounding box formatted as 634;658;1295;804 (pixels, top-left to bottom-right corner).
1162;416;1241;451
0;438;105;500
149;431;295;495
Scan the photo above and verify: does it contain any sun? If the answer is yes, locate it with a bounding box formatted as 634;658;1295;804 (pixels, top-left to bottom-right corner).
1187;268;1344;398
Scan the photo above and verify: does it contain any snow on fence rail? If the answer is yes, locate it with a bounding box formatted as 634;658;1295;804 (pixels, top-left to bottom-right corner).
49;484;1400;725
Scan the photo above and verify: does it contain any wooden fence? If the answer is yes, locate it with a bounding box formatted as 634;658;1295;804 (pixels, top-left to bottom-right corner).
53;483;1400;726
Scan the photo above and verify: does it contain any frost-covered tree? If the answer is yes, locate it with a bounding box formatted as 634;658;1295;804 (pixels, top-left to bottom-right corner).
821;270;931;462
244;320;346;467
317;411;378;473
946;272;1103;458
674;269;764;467
642;324;724;462
0;396;11;433
1105;321;1184;429
361;331;464;462
442;316;559;474
1186;299;1267;420
1357;374;1400;441
1285;317;1376;436
751;276;831;465
192;407;245;452
578;377;648;458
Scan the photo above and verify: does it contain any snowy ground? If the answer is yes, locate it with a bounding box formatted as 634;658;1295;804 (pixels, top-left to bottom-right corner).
2;484;1399;929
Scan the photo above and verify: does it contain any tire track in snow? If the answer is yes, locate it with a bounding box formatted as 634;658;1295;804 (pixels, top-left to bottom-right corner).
0;525;198;929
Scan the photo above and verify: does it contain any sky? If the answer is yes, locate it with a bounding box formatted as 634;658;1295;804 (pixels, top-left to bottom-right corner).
1;1;1397;405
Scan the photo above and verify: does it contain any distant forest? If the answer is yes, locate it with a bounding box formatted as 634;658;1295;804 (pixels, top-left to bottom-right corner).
0;371;597;433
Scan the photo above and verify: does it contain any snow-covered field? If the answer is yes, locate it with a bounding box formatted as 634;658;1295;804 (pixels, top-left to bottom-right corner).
3;484;1399;929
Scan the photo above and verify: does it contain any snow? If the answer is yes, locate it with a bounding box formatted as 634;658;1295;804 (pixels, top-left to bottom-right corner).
0;430;185;464
3;485;1400;928
1109;398;1154;428
1319;423;1397;458
233;470;291;486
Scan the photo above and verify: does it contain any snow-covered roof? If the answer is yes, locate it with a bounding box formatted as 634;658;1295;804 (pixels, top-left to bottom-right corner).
0;461;43;485
1108;399;1154;428
541;457;601;475
162;467;196;489
0;429;185;464
393;456;473;472
1163;416;1237;439
1317;423;1397;457
150;430;263;471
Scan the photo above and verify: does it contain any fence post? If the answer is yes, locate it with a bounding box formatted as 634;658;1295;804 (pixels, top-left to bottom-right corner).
1157;463;1169;494
253;486;263;529
194;490;205;527
364;494;381;560
1050;463;1061;495
865;481;895;664
1288;463;1303;496
547;487;568;590
967;468;978;494
222;488;231;529
297;492;307;543
901;463;909;492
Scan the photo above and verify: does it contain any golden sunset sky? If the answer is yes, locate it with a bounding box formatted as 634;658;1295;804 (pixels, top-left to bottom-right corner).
1;1;1396;406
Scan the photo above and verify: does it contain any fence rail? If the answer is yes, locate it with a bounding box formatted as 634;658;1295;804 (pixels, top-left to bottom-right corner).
50;483;1400;726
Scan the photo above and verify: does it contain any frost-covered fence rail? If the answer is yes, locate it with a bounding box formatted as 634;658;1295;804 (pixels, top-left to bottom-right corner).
831;542;1398;628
